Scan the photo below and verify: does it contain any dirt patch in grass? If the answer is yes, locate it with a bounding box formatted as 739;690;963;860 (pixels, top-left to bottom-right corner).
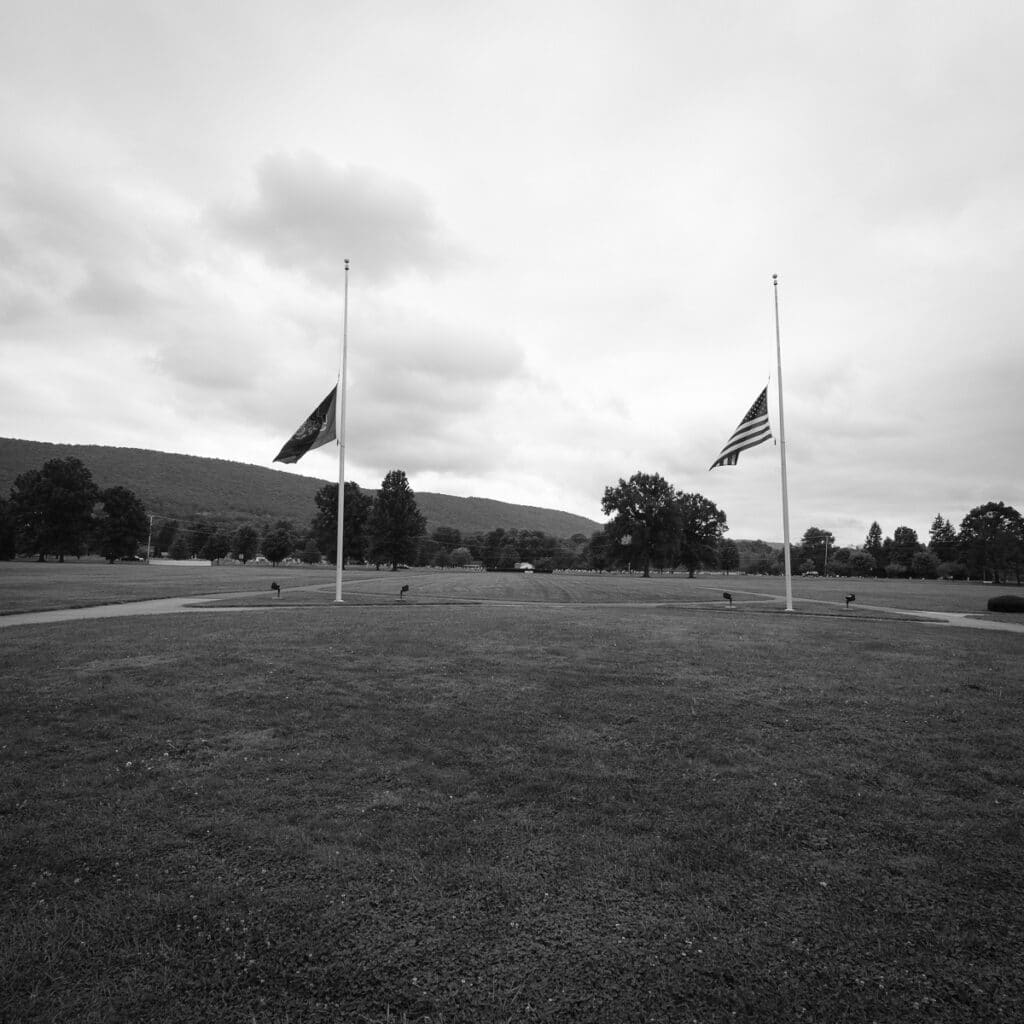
2;604;1023;1022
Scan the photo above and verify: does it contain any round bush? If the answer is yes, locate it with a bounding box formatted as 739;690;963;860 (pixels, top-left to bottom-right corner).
987;594;1024;613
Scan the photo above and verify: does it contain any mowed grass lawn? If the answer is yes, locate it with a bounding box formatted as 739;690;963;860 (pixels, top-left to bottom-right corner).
0;560;339;617
4;558;1021;616
2;568;1023;1022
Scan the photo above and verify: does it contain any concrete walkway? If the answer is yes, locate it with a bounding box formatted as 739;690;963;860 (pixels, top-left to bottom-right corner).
696;585;1024;634
835;601;1024;633
0;587;316;629
4;585;1024;633
712;589;1024;634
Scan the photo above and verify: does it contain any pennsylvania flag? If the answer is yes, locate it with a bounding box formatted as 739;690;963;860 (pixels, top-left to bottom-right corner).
709;387;772;469
274;386;338;464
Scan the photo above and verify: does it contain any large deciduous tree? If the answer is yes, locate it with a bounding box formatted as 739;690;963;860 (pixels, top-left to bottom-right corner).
169;532;191;560
601;472;680;578
600;474;727;577
312;481;373;564
0;498;17;560
154;519;179;558
10;457;99;561
910;550;941;579
481;528;518;570
261;520;298;567
735;539;774;573
300;538;322;564
958;501;1023;584
719;538;739;574
584;529;614;571
890;526;921;576
187;520;215;561
799;526;836;575
312;484;338;563
94;485;148;562
676;492;727;577
232;523;260;564
847;551;877;577
368;470;426;571
202;530;232;564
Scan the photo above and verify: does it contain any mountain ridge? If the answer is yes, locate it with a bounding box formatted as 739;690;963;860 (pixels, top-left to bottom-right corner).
0;437;604;539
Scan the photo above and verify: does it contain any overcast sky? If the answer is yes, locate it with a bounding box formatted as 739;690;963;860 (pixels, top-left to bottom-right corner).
2;1;1021;546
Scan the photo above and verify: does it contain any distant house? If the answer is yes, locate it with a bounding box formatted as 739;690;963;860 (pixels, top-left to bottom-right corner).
514;562;534;573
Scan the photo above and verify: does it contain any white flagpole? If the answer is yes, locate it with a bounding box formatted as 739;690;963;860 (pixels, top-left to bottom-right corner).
335;259;349;603
773;273;794;612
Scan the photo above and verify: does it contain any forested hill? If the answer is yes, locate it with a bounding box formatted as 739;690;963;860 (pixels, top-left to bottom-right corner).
0;437;603;539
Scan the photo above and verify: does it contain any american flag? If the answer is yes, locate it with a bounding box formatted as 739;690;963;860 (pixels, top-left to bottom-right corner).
709;387;772;469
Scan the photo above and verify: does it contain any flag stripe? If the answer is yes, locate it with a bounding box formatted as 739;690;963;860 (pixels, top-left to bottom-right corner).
709;387;772;469
273;386;338;464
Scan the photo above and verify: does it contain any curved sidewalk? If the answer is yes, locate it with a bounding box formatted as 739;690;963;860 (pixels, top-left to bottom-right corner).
4;581;1024;633
0;589;304;629
767;594;1024;634
839;602;1024;633
694;585;1024;634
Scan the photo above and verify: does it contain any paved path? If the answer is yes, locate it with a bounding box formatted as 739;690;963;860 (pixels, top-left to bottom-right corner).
4;584;1024;634
697;585;1024;634
812;599;1024;633
0;575;426;629
0;587;320;629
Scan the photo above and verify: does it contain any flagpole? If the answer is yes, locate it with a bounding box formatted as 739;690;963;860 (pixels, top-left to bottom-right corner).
335;259;349;603
773;273;794;612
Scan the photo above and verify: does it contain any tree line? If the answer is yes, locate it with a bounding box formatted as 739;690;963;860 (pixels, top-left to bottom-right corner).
588;473;1022;585
0;456;317;566
0;458;432;569
311;476;588;571
776;505;1024;584
0;457;425;568
3;456;1020;584
314;471;723;574
2;457;149;563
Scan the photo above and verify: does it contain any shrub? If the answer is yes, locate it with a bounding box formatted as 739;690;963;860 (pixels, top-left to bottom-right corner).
987;594;1024;613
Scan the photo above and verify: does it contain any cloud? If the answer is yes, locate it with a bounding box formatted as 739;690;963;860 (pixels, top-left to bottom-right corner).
340;304;531;481
70;268;157;317
0;164;190;330
0;169;94;326
0;147;526;484
212;153;462;286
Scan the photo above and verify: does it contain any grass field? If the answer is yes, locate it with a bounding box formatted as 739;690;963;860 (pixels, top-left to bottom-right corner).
3;559;1022;617
2;565;1023;1022
0;561;338;617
